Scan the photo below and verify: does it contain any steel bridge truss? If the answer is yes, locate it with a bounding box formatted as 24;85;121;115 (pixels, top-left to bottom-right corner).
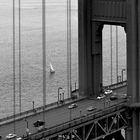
25;107;128;140
54;111;127;140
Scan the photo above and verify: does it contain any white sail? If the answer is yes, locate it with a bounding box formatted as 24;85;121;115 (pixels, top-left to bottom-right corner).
49;63;55;73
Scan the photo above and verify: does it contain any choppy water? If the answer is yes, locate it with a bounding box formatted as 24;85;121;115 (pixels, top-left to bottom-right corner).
0;0;126;118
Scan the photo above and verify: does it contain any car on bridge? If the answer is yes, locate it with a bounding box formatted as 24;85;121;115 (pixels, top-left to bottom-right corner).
110;93;118;101
6;134;17;140
33;120;45;131
16;137;22;140
97;94;105;100
68;103;78;109
104;89;113;95
120;94;127;99
87;106;96;111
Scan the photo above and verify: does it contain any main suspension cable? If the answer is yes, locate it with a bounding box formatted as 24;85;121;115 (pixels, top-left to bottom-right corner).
67;0;72;98
18;0;22;113
13;0;16;134
42;0;47;123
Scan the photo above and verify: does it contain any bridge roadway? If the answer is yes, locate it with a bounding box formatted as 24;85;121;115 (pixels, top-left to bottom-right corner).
0;85;127;139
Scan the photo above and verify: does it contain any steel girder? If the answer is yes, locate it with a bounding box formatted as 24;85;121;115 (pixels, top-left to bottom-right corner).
27;108;128;140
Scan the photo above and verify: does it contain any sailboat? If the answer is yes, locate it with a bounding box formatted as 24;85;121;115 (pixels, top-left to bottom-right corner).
49;63;55;73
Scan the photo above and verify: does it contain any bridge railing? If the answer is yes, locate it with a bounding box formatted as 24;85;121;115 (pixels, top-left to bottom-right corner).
104;80;127;90
0;96;78;125
0;90;81;125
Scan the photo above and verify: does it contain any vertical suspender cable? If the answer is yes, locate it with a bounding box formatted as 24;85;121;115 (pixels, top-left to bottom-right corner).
13;0;16;134
18;0;22;113
116;26;118;83
67;0;72;98
67;0;69;98
110;25;113;84
42;0;46;123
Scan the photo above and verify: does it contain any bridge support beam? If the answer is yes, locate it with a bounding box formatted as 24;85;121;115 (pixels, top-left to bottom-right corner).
127;0;140;139
92;22;103;97
78;0;103;97
104;131;124;140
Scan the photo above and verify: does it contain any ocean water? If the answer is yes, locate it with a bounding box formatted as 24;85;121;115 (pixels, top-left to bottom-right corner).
0;0;126;118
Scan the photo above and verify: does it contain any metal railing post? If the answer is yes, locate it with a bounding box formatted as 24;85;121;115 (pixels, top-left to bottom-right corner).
121;69;126;82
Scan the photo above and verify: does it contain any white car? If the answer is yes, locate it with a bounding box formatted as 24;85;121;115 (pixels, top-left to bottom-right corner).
120;94;127;99
97;94;105;100
68;103;78;109
87;106;96;111
6;134;17;139
16;137;22;140
104;89;113;95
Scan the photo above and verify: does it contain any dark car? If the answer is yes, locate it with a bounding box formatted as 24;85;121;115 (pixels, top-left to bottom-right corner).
110;95;118;100
71;95;78;100
34;120;45;127
34;120;45;131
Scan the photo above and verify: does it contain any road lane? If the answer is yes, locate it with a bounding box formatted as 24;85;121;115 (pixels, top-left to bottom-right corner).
0;86;127;138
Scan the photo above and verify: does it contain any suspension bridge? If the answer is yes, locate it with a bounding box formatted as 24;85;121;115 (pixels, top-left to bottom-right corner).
0;0;139;140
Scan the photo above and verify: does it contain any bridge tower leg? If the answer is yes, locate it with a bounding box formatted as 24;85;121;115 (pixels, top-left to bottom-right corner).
127;0;140;140
78;0;103;97
104;131;124;140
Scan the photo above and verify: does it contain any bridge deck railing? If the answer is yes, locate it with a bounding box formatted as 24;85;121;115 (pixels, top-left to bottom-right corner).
104;80;127;90
0;96;79;125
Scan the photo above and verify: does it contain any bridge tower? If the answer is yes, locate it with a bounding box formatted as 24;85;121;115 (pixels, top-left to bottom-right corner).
79;0;140;140
78;0;103;97
126;0;140;140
